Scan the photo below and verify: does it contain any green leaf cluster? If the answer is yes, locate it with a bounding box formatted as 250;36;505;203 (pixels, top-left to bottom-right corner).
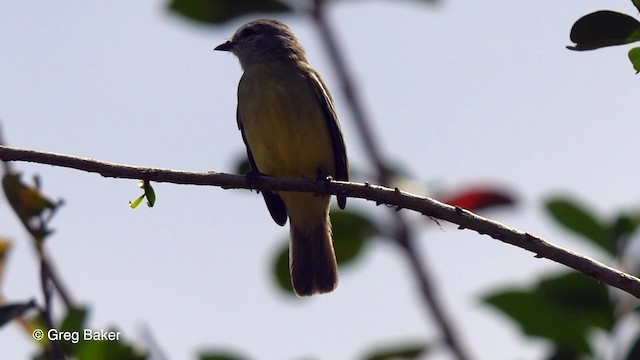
199;341;430;360
545;196;638;258
566;1;640;73
483;196;640;359
130;180;156;209
2;172;62;241
166;0;438;26
360;341;430;360
169;0;291;25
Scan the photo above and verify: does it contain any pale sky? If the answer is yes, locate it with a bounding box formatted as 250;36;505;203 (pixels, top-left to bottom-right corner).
2;0;639;359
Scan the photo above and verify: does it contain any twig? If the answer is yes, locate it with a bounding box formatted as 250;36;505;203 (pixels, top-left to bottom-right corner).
41;256;74;309
39;255;64;359
12;192;76;310
2;145;639;300
31;242;75;311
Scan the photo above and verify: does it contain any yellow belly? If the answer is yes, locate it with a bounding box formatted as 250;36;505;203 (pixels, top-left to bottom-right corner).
238;64;336;180
237;63;336;224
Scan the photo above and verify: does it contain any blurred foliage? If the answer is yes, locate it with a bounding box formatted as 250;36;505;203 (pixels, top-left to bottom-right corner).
2;172;62;241
199;351;250;360
566;1;640;73
332;210;378;264
0;238;10;285
483;272;613;355
167;0;437;26
0;300;37;328
199;340;430;360
483;195;640;359
628;47;640;73
168;0;291;25
235;157;251;176
545;197;610;254
1;130;145;358
360;341;430;360
545;197;639;257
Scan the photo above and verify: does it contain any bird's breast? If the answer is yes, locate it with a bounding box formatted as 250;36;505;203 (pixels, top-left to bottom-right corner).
237;66;335;179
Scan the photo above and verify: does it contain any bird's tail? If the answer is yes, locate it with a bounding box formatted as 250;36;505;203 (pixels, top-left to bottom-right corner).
289;211;338;296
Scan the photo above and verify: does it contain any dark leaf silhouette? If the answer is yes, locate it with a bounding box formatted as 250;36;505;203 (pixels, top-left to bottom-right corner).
567;10;640;51
0;300;36;328
168;0;291;25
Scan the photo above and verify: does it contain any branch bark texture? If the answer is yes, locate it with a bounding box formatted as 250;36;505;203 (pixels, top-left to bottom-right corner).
2;145;640;299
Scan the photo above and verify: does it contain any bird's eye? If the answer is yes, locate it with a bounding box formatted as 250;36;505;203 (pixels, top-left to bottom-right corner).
239;28;257;39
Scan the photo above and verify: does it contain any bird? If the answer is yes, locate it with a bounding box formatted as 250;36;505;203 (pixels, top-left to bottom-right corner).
215;19;349;296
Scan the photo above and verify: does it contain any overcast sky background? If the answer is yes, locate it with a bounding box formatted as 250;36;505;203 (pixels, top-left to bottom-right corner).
2;0;640;359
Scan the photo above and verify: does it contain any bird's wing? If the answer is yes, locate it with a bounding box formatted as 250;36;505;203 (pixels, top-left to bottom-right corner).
237;111;288;226
306;69;349;209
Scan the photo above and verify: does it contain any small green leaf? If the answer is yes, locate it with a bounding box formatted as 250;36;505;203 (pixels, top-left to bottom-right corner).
609;213;640;255
0;300;36;328
544;197;611;254
200;351;250;360
273;242;294;295
59;307;88;333
361;341;430;360
143;181;156;207
129;195;144;209
76;329;146;360
168;0;292;25
234;155;250;176
628;47;640;73
331;210;377;266
567;10;640;51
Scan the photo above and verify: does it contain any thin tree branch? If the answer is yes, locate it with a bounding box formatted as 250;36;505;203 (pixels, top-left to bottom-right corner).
308;3;470;359
2;145;640;300
309;1;391;184
39;255;64;360
40;255;74;309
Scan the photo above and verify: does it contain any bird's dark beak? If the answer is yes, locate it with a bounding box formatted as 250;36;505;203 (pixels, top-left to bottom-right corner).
214;40;234;52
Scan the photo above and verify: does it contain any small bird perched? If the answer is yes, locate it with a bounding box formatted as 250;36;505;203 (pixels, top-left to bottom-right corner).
215;19;349;296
